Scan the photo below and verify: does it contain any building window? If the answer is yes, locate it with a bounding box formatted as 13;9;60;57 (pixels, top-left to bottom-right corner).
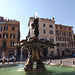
49;25;53;28
67;38;68;41
56;26;57;28
66;44;68;47
72;43;74;47
65;44;67;47
63;44;64;47
10;34;15;38
61;43;63;47
69;44;71;47
69;38;73;43
10;41;14;47
50;46;54;49
56;30;59;36
61;37;64;41
69;28;71;30
60;31;63;36
68;44;69;47
0;27;2;31
43;24;45;27
56;37;59;41
50;38;54;43
60;27;63;29
12;27;15;31
3;41;6;49
69;32;72;37
3;33;8;38
71;38;73;43
64;31;67;36
64;27;67;29
57;49;60;56
49;31;53;34
0;34;1;38
56;37;57;41
56;43;60;46
4;26;8;30
40;38;47;42
65;38;67;41
43;30;46;34
69;38;71;42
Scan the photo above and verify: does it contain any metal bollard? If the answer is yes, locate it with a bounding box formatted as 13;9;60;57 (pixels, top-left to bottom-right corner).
50;59;51;63
60;60;62;65
73;60;74;65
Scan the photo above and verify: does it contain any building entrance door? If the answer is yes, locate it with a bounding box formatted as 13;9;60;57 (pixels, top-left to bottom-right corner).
62;51;65;56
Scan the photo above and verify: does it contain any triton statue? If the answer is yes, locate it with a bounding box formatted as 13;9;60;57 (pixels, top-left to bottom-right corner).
31;18;39;38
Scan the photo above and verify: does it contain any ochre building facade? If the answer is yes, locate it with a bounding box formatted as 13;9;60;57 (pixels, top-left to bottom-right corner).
0;16;20;56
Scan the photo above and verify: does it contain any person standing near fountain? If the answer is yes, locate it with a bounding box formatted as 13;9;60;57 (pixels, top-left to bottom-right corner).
2;56;5;65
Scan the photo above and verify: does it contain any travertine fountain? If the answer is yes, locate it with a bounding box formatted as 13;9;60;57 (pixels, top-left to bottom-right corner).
22;14;55;71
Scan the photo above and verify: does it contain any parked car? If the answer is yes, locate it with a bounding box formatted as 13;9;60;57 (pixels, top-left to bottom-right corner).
0;55;3;62
72;54;75;57
5;55;16;62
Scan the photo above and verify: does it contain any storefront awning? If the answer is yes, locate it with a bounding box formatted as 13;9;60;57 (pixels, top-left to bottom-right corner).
66;48;75;51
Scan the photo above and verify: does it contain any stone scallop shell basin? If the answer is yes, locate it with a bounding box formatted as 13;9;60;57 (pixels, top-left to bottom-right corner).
0;64;75;75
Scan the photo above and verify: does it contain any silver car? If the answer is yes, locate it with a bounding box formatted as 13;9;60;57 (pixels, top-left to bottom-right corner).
5;55;16;62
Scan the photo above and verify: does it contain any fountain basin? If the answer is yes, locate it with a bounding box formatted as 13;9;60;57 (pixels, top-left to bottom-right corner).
0;64;75;75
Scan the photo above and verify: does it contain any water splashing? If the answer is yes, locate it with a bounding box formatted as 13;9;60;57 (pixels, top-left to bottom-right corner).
20;46;23;61
35;12;39;19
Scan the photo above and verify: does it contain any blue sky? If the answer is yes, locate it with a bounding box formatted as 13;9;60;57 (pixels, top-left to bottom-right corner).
0;0;75;40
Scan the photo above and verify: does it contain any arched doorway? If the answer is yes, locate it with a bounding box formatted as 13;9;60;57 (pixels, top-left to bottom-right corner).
62;51;65;56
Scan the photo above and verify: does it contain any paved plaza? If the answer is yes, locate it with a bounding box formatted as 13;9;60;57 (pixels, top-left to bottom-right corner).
0;57;75;67
44;57;75;67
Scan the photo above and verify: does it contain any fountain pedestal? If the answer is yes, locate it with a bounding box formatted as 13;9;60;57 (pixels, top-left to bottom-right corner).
25;59;45;71
36;60;45;71
25;61;33;71
24;38;46;71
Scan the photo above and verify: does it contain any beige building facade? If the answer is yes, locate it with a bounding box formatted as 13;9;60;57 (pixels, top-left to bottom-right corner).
28;17;74;57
